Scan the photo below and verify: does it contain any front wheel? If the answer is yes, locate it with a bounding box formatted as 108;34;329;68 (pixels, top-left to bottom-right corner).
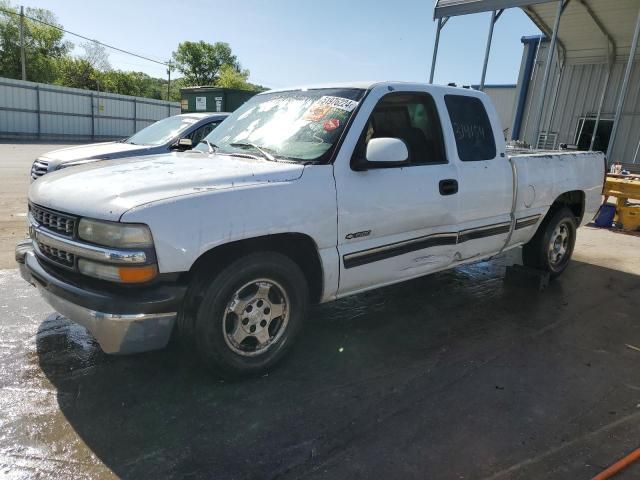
522;207;577;278
188;252;308;376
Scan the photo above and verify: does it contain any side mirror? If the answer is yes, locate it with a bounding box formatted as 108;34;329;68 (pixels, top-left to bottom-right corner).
177;138;193;149
365;137;408;166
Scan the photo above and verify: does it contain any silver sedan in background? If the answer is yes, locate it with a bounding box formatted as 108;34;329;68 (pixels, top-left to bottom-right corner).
30;112;229;180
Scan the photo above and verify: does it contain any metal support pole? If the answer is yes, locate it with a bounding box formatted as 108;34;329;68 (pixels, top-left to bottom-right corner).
545;62;564;136
532;0;566;148
632;136;640;164
429;17;448;84
35;84;40;137
167;61;171;101
606;8;640;162
589;65;611;151
522;38;543;141
133;98;137;134
95;80;100;139
19;6;26;81
90;92;95;139
480;10;503;91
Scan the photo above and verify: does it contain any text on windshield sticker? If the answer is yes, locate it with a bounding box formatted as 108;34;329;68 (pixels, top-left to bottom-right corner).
315;95;359;112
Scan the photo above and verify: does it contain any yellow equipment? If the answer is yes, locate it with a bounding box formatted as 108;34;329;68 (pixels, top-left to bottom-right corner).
603;175;640;231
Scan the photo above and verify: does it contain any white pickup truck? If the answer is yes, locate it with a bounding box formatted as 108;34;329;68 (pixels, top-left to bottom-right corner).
16;82;604;375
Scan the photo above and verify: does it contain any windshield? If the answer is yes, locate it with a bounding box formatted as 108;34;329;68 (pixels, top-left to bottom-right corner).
125;115;201;146
195;88;366;162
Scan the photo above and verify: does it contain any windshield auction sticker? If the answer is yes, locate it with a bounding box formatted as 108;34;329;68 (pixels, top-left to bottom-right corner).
304;96;359;122
315;96;358;112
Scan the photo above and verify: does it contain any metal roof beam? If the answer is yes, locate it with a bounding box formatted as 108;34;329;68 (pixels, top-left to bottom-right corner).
429;17;449;83
523;5;568;63
607;7;640;162
576;0;616;64
434;0;555;19
479;10;505;90
532;0;568;146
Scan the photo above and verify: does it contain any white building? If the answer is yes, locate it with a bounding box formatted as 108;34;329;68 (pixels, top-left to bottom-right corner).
478;84;517;139
431;0;640;164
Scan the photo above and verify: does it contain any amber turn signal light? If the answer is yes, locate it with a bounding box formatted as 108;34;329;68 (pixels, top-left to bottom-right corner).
118;264;158;283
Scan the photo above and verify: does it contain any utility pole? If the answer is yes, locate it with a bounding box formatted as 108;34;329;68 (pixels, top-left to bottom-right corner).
19;6;26;80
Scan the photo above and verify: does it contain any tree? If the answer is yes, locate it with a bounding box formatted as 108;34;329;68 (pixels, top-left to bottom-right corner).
0;1;71;82
101;70;155;97
81;40;111;72
171;41;240;86
216;64;252;90
53;56;99;90
0;2;264;101
165;76;184;102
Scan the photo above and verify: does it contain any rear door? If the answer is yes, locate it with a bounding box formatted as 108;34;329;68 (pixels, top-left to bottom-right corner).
442;94;513;260
334;88;460;296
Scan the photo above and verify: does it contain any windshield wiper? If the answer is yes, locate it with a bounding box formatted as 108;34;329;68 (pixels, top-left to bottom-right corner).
230;142;276;162
199;139;218;154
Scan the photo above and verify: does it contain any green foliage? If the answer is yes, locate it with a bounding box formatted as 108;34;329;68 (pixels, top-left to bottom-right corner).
81;41;111;71
97;71;183;101
101;70;153;97
0;1;71;83
0;3;265;101
172;41;240;86
216;64;251;89
53;56;98;90
166;77;185;101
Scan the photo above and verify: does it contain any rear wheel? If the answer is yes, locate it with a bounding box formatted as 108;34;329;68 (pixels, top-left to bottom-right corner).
522;207;577;278
185;252;308;376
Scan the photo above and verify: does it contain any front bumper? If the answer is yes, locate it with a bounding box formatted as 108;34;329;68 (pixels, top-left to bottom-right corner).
16;241;183;354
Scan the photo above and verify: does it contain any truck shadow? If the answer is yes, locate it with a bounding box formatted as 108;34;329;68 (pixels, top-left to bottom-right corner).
36;259;640;480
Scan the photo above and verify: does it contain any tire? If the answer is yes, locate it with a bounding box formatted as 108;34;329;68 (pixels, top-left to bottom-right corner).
522;207;577;278
185;252;308;377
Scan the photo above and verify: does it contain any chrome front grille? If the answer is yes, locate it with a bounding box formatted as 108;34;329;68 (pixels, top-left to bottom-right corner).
36;241;75;268
30;204;77;237
31;159;49;179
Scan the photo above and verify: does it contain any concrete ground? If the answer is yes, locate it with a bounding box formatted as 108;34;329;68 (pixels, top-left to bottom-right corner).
1;143;640;479
0;142;78;269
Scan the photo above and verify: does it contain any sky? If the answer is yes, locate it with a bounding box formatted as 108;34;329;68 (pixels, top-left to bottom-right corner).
20;0;542;89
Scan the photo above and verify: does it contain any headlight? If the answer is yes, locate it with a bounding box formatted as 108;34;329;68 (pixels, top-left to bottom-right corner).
78;218;153;248
78;259;157;283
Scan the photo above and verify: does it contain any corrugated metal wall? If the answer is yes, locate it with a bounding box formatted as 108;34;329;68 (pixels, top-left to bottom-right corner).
518;41;640;162
0;77;181;140
482;86;517;138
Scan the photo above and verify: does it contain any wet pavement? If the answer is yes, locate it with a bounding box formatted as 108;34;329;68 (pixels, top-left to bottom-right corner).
1;228;640;479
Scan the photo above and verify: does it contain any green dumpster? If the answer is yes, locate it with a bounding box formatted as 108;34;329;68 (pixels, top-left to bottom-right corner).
180;87;259;113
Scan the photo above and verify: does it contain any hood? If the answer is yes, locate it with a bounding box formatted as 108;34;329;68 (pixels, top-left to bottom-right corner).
40;141;151;167
29;152;305;221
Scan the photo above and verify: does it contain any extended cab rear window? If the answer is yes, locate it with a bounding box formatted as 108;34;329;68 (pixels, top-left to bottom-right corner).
444;95;496;161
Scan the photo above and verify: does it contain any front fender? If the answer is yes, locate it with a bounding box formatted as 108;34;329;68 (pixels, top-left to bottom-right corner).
120;165;338;275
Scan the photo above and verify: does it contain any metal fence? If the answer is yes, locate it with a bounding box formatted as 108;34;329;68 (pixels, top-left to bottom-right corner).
0;77;181;141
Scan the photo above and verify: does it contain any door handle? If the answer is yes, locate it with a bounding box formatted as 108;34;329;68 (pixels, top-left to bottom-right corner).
439;179;458;196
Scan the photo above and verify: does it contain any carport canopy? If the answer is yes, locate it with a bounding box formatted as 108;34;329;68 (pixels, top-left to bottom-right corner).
429;0;640;160
434;0;640;62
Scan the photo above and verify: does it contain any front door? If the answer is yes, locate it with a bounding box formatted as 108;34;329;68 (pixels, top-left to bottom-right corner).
335;90;460;296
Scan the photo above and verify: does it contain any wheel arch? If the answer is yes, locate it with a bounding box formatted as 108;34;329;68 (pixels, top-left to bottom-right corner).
182;233;325;304
547;190;585;223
